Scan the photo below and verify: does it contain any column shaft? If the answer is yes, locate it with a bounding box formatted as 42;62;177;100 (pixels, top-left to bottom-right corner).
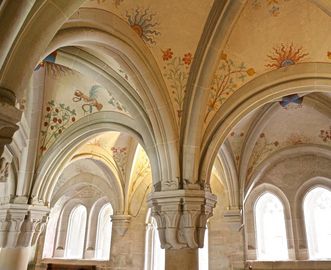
0;247;31;270
165;248;198;270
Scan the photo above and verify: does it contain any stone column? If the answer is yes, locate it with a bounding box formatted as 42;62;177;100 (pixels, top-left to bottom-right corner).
147;189;217;270
0;204;48;270
0;87;22;157
166;248;198;270
108;215;132;269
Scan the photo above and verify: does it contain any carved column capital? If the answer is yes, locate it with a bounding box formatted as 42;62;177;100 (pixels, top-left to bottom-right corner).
147;190;217;249
0;204;49;248
111;214;131;236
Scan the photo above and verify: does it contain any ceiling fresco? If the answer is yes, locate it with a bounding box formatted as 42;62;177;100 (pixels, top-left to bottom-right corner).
83;0;213;125
246;97;331;179
36;63;130;160
54;131;152;209
226;108;261;169
205;0;331;125
32;0;331;189
225;94;331;185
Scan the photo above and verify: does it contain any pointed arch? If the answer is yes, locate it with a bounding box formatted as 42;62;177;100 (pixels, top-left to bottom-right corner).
199;63;331;188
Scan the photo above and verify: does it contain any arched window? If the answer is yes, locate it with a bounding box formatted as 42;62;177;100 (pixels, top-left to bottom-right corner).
95;203;113;260
304;187;331;259
65;204;87;259
144;214;165;270
255;192;288;260
199;226;209;270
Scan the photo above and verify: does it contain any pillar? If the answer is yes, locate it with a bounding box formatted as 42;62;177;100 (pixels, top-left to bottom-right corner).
147;189;217;270
166;248;198;270
108;215;133;269
0;247;31;270
0;204;48;270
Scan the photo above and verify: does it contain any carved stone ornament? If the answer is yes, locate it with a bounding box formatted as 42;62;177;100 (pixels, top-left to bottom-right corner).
0;157;9;182
0;204;49;248
147;189;217;249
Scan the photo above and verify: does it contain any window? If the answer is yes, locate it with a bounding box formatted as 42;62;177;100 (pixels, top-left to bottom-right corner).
255;192;288;260
65;205;87;259
304;187;331;259
144;216;165;270
199;227;208;270
95;203;113;260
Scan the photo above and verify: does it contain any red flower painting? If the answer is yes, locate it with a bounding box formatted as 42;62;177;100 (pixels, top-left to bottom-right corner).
182;53;192;65
162;48;173;61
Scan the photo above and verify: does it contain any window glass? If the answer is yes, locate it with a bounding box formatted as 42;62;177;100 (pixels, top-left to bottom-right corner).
304;187;331;259
151;217;165;270
65;205;87;259
255;192;288;260
95;203;113;259
144;214;165;270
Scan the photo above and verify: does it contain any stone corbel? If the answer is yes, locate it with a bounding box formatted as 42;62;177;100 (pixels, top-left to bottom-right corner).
111;215;131;236
0;87;22;156
223;208;242;231
147;189;217;250
0;157;9;182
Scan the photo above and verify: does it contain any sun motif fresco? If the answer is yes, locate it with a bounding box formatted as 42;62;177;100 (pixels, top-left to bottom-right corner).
80;0;213;133
125;7;160;46
265;43;309;70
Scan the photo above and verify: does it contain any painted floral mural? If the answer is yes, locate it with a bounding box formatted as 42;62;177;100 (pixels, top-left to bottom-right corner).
38;73;129;159
247;132;280;176
39;100;76;153
205;52;255;122
162;48;192;122
229;131;246;168
111;146;128;176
